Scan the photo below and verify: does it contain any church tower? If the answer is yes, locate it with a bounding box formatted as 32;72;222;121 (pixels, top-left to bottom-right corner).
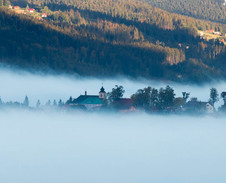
99;86;106;99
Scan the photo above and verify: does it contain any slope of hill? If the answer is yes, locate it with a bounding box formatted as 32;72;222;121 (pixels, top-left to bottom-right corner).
0;0;225;82
144;0;226;24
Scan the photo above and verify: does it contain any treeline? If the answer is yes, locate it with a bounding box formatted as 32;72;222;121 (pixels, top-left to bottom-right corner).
1;85;226;114
144;0;226;24
0;8;168;78
106;85;226;112
27;0;226;32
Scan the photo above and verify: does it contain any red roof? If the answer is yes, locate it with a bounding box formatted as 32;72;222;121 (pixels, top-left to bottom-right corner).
29;8;34;11
113;98;133;109
207;29;214;32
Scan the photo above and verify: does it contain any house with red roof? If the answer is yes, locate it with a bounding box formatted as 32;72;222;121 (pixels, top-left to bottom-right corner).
29;8;35;13
42;13;47;18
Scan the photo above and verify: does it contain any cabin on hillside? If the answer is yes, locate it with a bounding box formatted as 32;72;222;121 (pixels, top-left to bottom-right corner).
29;8;35;13
214;31;221;35
13;6;20;10
42;13;47;18
198;31;204;36
68;87;106;111
207;29;214;33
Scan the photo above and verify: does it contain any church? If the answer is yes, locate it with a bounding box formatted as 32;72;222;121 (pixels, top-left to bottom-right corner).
69;87;106;111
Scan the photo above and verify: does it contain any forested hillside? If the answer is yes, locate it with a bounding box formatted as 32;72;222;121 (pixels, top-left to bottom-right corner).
10;0;226;31
144;0;226;24
0;0;225;82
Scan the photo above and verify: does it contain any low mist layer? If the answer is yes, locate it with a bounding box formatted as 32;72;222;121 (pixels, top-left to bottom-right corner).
0;66;225;107
0;110;226;183
1;66;226;182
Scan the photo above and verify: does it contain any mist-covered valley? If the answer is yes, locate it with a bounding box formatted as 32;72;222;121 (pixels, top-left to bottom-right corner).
0;66;226;183
0;0;226;181
1;110;226;183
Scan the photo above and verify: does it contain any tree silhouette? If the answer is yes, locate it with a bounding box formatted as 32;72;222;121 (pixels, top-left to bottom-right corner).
131;87;151;108
23;96;29;107
182;92;190;103
221;92;226;105
58;99;63;106
53;99;57;106
108;85;125;103
209;88;219;107
150;88;159;109
36;100;41;108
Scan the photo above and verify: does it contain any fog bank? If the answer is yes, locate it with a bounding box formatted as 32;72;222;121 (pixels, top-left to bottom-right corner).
0;66;225;107
0;110;226;183
1;66;226;182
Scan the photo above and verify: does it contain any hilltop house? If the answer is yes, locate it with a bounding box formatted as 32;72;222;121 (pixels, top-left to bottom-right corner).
68;87;106;111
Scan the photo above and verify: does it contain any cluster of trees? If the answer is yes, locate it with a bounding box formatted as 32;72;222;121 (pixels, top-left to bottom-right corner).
107;85;226;112
0;0;225;82
0;95;65;109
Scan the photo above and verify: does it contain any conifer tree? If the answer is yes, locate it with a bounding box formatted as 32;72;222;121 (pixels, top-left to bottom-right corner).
23;96;29;107
53;100;57;106
36;100;41;108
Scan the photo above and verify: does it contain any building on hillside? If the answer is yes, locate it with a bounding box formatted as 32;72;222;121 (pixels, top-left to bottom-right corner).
207;29;214;33
42;13;47;18
214;31;221;35
68;87;106;111
13;6;20;10
183;99;214;114
29;8;35;13
198;31;204;36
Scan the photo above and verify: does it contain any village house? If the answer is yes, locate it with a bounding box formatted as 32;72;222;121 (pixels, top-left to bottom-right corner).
68;87;106;111
29;8;35;13
207;29;214;33
42;13;47;18
13;6;20;10
213;31;221;35
198;31;204;36
183;98;214;114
